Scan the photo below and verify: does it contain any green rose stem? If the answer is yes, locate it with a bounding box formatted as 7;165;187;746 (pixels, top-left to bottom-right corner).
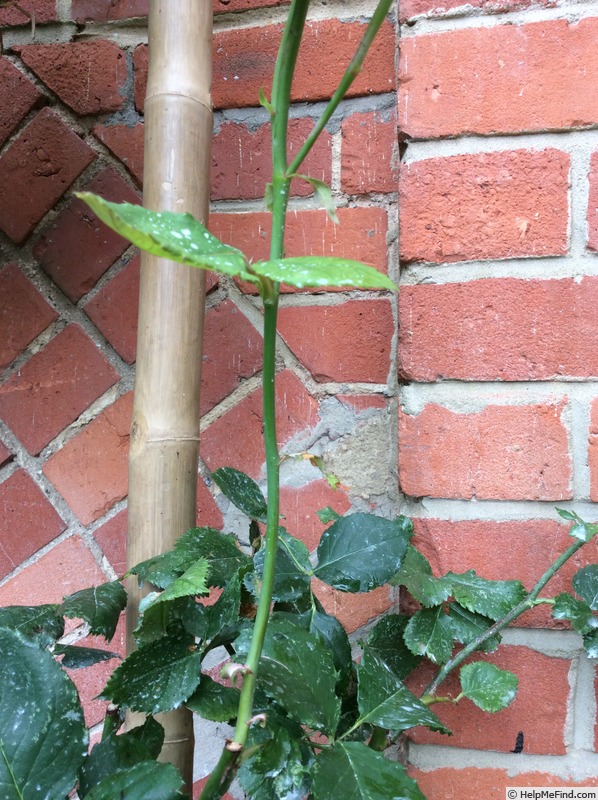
421;536;587;701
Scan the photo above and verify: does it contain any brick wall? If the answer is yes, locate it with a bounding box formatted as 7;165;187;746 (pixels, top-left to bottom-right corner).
0;0;597;798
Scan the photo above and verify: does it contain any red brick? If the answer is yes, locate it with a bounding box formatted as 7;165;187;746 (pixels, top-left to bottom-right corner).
588;151;598;252
0;108;96;244
279;479;351;553
0;325;120;455
312;578;393;634
201;370;319;479
0;0;57;27
72;0;148;22
341;111;398;195
400;0;556;22
43;392;133;525
0;58;43;147
211;119;331;202
83;254;140;364
399;20;598;138
0;262;58;369
0;440;12;467
588;398;598;502
399;402;572;501
196;477;224;529
399;278;598;381
278;300;393;383
135;21;395;112
399;149;569;264
132;44;147;112
406;646;570;754
0;535;106;606
94;508;127;575
213;0;288;12
408;768;598;800
94;123;144;186
0;469;65;581
411;518;598;627
201;300;262;416
16;41;126;115
34;167;140;302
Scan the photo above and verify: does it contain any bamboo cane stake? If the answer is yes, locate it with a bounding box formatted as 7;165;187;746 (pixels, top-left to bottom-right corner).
126;0;213;790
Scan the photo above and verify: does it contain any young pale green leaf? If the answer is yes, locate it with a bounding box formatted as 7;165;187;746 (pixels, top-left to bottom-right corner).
0;628;87;800
317;506;342;525
572;565;598;610
102;634;201;714
0;604;64;647
583;629;598;658
174;527;251;587
129;550;188;590
403;606;454;664
60;580;127;640
81;761;184;800
446;603;501;653
314;513;412;593
445;570;526;621
366;614;421;680
141;558;210;610
293;174;339;223
211;467;268;521
391;545;452;607
552;592;597;634
55;644;120;669
251;256;397;291
235;616;340;734
258;87;274;116
186;675;240;721
312;742;426;800
460;662;518;712
76;194;256;284
357;648;449;734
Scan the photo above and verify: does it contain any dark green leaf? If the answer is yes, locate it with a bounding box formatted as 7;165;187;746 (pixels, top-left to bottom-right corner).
186;675;240;721
582;629;598;658
0;604;64;647
126;716;165;760
552;592;597;634
446;570;526;621
140;558;210;610
446;603;501;653
175;527;251;587
129;550;188;590
102;634;201;713
235;616;340;733
76;194;256;284
357;648;448;734
310;610;353;689
403;606;454;664
204;571;244;645
55;644;120;669
251;257;397;291
212;467;267;521
391;546;452;606
366;614;421;680
134;596;198;646
248;529;312;602
572;565;598;610
312;742;425;800
460;662;518;712
81;761;184;800
317;506;342;525
60;580;127;640
314;513;412;593
0;628;87;800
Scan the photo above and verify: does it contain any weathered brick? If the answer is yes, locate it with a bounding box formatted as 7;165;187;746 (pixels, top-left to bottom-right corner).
400;0;556;22
399;19;598;138
0;58;43;148
34;167;140;302
201;370;319;479
406;646;570;754
588;151;598;253
0;440;12;467
0;0;57;27
341;111;398;195
0;262;58;369
214;0;289;12
312;578;393;634
201;300;262;415
72;0;148;22
16;41;126;115
588;398;598;502
279;479;351;552
409;768;598;800
399;278;598;381
0;108;96;244
196;477;224;529
0;325;120;455
83;254;140;365
94;123;144;186
337;394;388;413
94;508;127;575
411;518;598;627
0;469;66;581
278;300;393;383
135;21;395;111
398;402;572;501
43;392;133;525
212;119;331;202
399;150;569;263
